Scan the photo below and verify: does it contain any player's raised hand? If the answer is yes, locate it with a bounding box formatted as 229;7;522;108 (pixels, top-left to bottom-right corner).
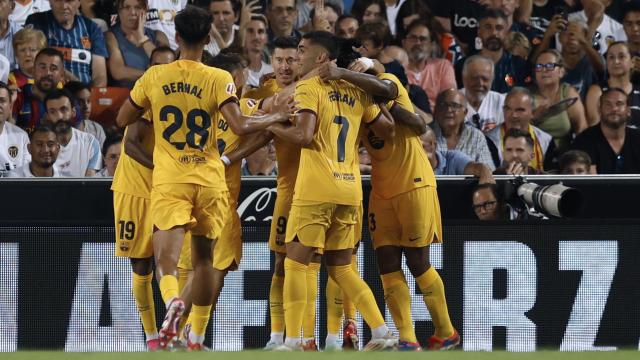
272;94;299;121
318;60;342;81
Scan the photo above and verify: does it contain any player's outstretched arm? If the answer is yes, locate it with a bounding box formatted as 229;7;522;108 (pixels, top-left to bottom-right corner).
116;99;145;127
224;130;274;164
389;105;427;135
268;111;316;146
124;120;154;169
318;62;398;101
220;97;297;136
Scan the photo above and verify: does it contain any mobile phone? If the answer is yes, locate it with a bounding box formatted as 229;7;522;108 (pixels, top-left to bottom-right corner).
554;5;568;21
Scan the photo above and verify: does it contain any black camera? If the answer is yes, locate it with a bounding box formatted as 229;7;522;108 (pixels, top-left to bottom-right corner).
508;177;583;218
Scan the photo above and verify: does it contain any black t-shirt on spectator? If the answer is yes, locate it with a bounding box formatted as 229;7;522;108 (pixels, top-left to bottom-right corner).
571;125;640;174
530;0;564;39
431;0;487;49
562;55;600;100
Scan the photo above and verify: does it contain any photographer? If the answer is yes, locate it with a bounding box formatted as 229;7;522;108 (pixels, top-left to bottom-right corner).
471;183;522;220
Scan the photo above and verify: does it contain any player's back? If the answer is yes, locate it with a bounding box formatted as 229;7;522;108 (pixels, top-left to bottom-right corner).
111;125;154;198
294;76;380;206
364;73;436;199
130;60;237;188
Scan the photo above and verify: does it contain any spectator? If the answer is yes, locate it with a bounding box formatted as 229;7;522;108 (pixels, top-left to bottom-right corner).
242;140;277;175
295;0;343;32
487;86;554;171
488;0;537;42
403;19;456;111
472;182;518;220
145;0;186;51
309;1;341;33
26;0;108;86
243;16;272;89
455;10;530;93
351;0;386;25
432;89;496;170
335;14;358;39
568;0;626;56
43;89;101;177
586;41;640;128
530;0;571;40
622;1;640;65
266;0;301;45
558;149;592;174
493;128;543;175
572;87;640;174
358;145;371;174
545;20;604;99
105;0;170;89
95;133;121;177
431;0;488;54
64;81;106;147
5;124;59;177
0;81;29;175
206;0;240;56
504;30;531;60
421;126;494;182
80;0;108;32
0;0;20;69
461;54;505;132
9;0;49;29
0;53;8;83
531;49;587;156
13;48;65;131
149;45;175;65
7;28;46;90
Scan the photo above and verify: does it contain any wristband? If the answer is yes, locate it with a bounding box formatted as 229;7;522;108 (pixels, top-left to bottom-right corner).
221;155;231;165
356;57;374;71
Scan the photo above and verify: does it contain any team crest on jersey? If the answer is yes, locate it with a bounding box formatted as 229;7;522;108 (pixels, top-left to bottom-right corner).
81;37;92;49
226;83;236;95
7;146;18;158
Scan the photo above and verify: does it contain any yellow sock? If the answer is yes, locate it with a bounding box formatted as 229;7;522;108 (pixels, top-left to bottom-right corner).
381;271;417;343
159;275;179;306
327;264;385;329
416;267;454;338
132;273;157;338
269;274;285;334
188;304;212;343
283;258;307;340
343;255;358;321
326;276;343;334
303;262;320;339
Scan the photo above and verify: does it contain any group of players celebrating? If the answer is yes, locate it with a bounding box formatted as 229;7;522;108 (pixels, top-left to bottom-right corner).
113;4;460;352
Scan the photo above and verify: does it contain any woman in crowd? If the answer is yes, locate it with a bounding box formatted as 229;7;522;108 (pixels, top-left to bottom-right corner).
105;0;169;88
95;135;122;177
585;41;640;127
531;49;587;156
351;0;386;24
8;28;47;91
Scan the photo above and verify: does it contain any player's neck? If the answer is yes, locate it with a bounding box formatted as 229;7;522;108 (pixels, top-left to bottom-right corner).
179;47;204;62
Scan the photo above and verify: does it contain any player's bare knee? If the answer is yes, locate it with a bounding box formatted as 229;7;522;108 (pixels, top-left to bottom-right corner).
324;248;353;266
191;234;214;267
285;238;315;265
404;246;431;278
130;257;153;276
375;246;402;274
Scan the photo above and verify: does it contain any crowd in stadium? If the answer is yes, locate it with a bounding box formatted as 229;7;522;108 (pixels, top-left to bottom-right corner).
0;0;639;178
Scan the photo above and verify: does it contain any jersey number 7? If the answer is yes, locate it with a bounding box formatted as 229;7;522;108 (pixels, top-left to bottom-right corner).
333;116;349;162
160;105;212;150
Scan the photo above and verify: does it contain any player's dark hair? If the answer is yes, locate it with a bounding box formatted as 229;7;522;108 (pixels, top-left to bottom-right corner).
175;5;213;46
0;81;12;99
35;47;64;64
102;133;123;156
29;124;56;141
335;37;362;69
63;81;91;95
206;52;245;73
503;128;534;149
273;36;298;51
44;89;74;109
302;31;338;60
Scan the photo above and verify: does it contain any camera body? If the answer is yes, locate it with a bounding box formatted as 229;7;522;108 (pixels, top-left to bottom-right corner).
508;177;583;219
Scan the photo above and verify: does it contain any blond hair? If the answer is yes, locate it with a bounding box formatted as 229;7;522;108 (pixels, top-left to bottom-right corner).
12;28;47;52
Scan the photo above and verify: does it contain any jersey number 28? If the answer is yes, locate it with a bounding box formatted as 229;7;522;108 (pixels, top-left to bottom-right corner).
160;105;212;150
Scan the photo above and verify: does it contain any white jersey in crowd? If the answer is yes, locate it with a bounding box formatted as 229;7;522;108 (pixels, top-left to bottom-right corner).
565;11;627;55
82;119;106;147
55;127;102;177
0;121;30;176
6;163;60;177
9;0;51;29
246;61;273;89
205;25;238;57
462;89;505;132
145;0;188;50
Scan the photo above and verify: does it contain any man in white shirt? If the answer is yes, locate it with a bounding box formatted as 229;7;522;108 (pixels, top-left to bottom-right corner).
145;0;187;50
0;81;29;176
8;0;49;28
43;89;101;177
461;54;505;133
568;0;626;55
6;124;60;177
243;16;272;88
205;0;239;56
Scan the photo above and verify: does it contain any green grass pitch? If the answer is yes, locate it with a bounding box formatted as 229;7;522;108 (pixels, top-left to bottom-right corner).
3;351;639;360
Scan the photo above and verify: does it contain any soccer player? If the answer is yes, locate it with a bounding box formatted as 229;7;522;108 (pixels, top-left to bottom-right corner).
320;58;460;350
116;5;296;351
110;47;176;352
268;31;397;351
